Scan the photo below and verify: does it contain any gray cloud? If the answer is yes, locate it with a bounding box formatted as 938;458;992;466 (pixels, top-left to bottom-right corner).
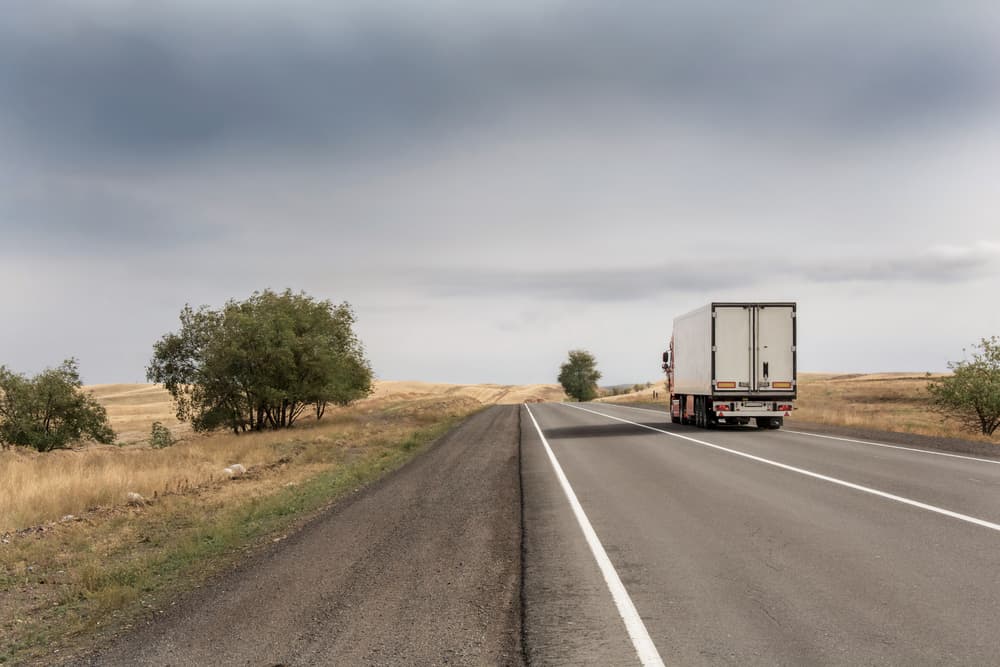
407;243;1000;301
0;180;223;256
1;2;997;165
2;2;1000;384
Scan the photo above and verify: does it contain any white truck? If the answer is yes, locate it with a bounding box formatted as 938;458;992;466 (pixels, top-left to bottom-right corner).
662;302;797;429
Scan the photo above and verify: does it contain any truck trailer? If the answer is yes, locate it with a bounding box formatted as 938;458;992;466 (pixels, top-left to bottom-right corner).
663;302;796;429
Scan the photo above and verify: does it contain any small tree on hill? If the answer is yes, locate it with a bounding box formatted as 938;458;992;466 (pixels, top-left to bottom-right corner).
558;350;602;402
150;421;174;448
928;336;1000;436
0;359;116;451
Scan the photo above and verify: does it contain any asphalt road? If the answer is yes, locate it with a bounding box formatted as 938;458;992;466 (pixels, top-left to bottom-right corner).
522;402;1000;665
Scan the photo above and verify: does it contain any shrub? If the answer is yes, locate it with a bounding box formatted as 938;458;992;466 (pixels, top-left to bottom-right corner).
150;421;174;448
0;359;115;451
928;337;1000;436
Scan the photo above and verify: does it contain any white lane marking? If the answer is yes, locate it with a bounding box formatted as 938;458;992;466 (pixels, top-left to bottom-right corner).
781;430;1000;465
524;404;665;667
605;404;1000;467
564;403;1000;534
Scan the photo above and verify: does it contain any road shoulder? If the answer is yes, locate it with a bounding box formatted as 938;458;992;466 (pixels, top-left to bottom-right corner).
73;405;523;666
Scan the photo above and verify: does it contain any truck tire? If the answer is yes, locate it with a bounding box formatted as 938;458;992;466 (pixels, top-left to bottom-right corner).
704;401;717;429
678;395;691;425
755;417;782;430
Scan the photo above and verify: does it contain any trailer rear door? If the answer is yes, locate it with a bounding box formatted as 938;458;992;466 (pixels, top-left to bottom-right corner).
755;305;795;392
713;306;752;392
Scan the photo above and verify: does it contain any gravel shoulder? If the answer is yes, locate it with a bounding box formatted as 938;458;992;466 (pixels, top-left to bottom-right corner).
72;405;523;667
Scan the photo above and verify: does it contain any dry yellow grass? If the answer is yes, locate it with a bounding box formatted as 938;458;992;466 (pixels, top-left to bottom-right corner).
369;380;566;404
2;433;297;532
788;372;996;442
597;380;666;404
84;384;186;445
0;380;563;533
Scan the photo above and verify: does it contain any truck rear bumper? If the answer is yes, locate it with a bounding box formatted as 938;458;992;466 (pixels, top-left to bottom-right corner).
716;409;787;418
713;400;793;419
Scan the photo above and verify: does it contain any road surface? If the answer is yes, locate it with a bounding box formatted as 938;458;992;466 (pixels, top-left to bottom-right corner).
71;401;1000;666
522;402;1000;665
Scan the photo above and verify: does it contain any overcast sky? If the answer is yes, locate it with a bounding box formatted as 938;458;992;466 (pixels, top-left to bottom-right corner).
3;1;1000;385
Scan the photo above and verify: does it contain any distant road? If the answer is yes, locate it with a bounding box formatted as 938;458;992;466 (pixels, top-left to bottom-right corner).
522;402;1000;665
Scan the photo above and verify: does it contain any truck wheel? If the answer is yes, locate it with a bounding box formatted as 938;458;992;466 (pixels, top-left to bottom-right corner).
755;417;771;429
769;418;783;430
703;400;717;429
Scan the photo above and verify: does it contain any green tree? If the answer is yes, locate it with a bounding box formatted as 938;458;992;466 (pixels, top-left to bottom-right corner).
928;336;1000;436
147;289;373;433
558;350;602;402
0;359;115;451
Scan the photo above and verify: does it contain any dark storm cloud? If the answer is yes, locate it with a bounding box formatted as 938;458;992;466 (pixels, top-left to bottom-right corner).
0;16;478;159
0;2;997;163
413;244;1000;301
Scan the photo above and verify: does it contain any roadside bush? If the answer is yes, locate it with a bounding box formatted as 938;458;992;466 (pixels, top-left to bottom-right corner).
0;359;115;451
150;421;174;448
928;336;1000;436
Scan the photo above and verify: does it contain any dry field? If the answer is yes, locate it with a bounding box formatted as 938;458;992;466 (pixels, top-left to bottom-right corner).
369;380;565;405
84;384;185;445
788;372;993;441
597;381;666;404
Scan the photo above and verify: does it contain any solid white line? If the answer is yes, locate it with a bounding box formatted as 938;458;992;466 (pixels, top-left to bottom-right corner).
780;430;1000;465
563;403;1000;534
523;404;665;667
605;404;1000;466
